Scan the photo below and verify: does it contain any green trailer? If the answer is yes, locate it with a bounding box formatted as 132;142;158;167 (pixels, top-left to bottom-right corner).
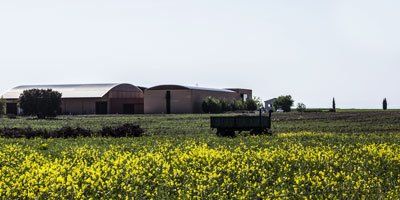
210;113;272;136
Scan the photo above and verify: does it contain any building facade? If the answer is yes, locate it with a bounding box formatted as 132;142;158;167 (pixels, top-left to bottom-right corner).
2;83;144;115
144;85;252;114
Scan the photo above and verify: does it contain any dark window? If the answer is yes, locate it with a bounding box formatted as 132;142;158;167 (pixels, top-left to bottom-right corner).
123;104;135;114
95;102;108;115
166;91;171;114
6;103;18;115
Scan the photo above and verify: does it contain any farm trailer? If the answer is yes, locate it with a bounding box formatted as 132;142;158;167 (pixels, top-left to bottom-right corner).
210;112;272;136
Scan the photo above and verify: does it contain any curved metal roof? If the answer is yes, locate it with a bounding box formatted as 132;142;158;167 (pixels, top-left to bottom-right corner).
148;85;236;93
2;83;140;99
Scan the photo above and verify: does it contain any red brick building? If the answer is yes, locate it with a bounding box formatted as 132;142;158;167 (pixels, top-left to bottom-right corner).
2;83;144;115
144;85;252;114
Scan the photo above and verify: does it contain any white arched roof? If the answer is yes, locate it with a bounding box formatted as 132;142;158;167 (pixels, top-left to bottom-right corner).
2;83;139;99
148;84;236;93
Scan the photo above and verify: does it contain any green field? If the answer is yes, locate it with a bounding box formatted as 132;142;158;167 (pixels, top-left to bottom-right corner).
1;110;400;135
1;111;400;199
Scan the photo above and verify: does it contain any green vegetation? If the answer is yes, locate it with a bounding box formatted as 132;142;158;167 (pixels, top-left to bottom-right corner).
0;123;143;138
1;132;400;198
202;97;222;113
1;110;400;198
202;97;261;114
245;97;262;111
19;89;62;119
383;98;388;110
1;110;400;135
332;97;336;112
0;97;5;117
273;95;294;112
296;103;306;112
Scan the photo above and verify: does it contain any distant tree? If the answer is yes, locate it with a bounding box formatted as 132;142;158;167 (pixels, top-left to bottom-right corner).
254;96;264;109
296;103;306;112
273;95;294;112
19;89;62;119
383;98;388;110
0;97;5;117
245;97;263;111
332;98;336;112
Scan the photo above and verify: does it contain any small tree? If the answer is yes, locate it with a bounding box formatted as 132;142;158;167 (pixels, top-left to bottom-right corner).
231;100;246;111
296;103;306;112
383;98;388;110
19;89;62;119
332;98;336;112
273;95;294;112
254;96;264;109
202;97;222;114
245;99;259;111
0;97;5;117
220;99;232;112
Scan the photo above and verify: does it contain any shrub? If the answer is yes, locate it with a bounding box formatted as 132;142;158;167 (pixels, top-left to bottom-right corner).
253;96;264;109
52;127;93;138
220;99;232;112
0;124;143;139
245;99;260;111
202;97;262;113
0;97;5;117
231;100;246;111
203;97;263;113
202;97;222;113
19;89;62;119
273;95;294;112
0;127;92;139
100;124;144;137
296;103;306;112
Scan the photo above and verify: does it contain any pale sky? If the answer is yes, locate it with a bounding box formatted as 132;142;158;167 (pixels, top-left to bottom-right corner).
1;0;399;108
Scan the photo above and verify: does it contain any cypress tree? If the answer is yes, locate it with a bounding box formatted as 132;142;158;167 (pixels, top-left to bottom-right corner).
383;98;388;110
332;98;336;112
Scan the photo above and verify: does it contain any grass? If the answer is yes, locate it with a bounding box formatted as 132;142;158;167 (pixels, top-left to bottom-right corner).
1;110;400;135
1;110;400;198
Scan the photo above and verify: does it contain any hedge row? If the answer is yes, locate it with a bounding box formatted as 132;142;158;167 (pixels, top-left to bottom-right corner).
0;124;144;139
202;97;260;114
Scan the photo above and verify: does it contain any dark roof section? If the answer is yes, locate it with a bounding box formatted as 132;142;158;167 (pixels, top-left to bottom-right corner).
2;83;141;99
148;85;236;93
138;86;148;92
225;88;252;92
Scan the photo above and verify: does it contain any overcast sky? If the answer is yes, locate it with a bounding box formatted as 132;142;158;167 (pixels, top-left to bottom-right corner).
1;0;399;108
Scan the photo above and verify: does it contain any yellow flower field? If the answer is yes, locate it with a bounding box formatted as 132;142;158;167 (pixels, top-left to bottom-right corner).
1;132;400;199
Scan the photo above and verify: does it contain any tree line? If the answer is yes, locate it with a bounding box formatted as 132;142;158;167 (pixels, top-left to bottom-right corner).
273;96;390;113
202;97;263;114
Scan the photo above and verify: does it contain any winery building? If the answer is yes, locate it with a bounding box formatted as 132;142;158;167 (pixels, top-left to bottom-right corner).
2;83;144;115
144;85;252;114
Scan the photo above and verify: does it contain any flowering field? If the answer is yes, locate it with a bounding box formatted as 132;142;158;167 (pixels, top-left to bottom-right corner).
1;132;400;199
